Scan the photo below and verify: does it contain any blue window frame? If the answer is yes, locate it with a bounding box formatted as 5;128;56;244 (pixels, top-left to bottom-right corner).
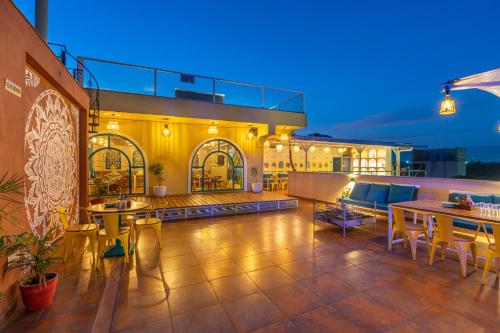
191;139;244;192
88;133;146;197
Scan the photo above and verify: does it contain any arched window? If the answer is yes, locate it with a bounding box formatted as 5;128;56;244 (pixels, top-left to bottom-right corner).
191;139;245;192
88;133;146;196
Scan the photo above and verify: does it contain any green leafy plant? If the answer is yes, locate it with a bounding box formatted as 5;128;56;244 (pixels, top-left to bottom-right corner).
149;162;165;186
0;225;62;286
0;172;24;299
250;167;259;183
0;172;24;229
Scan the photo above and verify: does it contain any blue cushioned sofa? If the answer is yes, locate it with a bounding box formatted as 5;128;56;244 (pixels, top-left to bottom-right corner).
448;191;497;233
341;182;419;213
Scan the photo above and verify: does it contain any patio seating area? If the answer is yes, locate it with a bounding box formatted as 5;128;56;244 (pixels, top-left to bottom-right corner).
5;198;498;333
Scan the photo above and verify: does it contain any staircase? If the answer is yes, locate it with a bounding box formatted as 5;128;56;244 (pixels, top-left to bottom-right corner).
49;43;100;133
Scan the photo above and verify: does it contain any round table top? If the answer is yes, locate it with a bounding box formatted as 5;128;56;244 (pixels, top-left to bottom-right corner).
85;201;150;214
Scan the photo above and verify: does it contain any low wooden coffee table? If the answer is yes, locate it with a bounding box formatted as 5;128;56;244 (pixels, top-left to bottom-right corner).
313;200;376;236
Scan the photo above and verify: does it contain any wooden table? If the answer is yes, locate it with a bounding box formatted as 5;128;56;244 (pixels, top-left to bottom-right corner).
86;201;150;257
388;199;500;249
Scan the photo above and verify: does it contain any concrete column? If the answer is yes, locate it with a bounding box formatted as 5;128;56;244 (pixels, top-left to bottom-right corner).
35;0;48;41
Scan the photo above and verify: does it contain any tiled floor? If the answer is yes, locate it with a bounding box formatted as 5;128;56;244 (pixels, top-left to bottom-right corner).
4;198;500;332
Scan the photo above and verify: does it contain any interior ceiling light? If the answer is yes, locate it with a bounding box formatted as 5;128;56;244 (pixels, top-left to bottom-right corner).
276;143;284;152
338;147;346;154
293;145;300;152
106;114;119;131
439;86;456;115
324;147;331;153
208;122;218;135
90;136;97;144
280;133;289;141
309;145;316;152
264;140;270;148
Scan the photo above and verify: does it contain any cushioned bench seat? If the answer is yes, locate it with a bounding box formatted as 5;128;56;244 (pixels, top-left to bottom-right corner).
449;192;496;234
342;182;418;212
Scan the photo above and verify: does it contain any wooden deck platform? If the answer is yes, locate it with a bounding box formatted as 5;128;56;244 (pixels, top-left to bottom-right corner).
129;191;298;221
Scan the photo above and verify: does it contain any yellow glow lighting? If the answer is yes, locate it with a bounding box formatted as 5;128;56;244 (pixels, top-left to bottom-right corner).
280;133;289;141
309;146;316;152
293;145;300;152
106;121;119;131
90;137;97;144
439;90;456;115
276;143;284;152
208;123;218;135
162;124;171;137
338;147;346;154
324;147;331;153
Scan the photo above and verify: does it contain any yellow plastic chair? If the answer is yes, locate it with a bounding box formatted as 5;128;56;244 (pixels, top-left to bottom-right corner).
482;223;500;284
134;205;167;249
389;207;430;260
429;214;478;278
56;207;98;266
96;213;131;265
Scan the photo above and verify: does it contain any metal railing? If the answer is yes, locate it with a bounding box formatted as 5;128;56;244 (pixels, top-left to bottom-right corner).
49;43;101;133
77;57;305;113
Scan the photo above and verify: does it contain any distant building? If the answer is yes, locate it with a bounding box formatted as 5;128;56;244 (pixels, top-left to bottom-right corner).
412;148;466;178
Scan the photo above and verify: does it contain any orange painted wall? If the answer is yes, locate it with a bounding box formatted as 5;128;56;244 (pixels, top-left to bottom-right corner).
0;1;89;321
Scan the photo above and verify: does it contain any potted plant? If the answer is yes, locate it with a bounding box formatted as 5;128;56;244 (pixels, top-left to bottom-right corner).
0;226;62;310
149;162;167;197
250;167;263;193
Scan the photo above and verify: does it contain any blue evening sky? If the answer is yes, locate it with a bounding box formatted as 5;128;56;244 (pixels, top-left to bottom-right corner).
14;0;500;157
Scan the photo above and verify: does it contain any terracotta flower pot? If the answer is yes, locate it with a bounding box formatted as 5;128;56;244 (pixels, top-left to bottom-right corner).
19;272;58;311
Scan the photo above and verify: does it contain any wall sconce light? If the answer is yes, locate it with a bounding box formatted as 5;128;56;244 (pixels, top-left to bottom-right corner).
208;122;218;135
324;147;331;153
439;86;456;115
247;127;257;140
309;145;316;152
293;145;300;152
276;143;284;152
162;124;171;137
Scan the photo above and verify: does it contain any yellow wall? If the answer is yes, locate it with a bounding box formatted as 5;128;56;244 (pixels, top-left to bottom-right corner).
96;119;266;194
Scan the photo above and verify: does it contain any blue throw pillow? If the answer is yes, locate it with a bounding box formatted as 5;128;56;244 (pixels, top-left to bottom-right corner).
387;184;417;204
349;183;371;200
365;184;390;204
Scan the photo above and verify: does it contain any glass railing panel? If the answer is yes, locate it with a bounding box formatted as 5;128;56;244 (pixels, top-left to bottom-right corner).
155;70;214;100
83;60;153;95
214;80;263;109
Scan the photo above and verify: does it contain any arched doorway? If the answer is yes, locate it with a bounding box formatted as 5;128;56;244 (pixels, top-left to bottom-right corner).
88;133;147;196
190;139;246;193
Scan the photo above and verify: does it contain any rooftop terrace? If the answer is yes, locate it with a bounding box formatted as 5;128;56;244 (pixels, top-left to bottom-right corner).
5;198;498;332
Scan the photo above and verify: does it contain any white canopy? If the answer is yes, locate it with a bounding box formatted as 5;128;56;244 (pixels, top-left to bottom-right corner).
446;68;500;97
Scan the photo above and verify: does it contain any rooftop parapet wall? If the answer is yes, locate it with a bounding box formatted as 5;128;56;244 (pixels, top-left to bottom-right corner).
288;172;500;204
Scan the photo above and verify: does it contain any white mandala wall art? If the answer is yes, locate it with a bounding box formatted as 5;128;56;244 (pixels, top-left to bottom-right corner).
24;89;79;237
25;67;40;87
